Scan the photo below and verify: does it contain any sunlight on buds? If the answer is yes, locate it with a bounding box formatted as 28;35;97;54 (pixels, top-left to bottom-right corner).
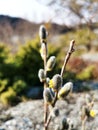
58;82;73;99
46;56;56;71
40;42;48;60
39;25;47;42
49;74;62;91
38;69;45;82
46;77;50;86
43;88;54;105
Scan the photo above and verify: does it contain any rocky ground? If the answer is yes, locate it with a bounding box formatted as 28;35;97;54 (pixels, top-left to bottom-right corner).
0;90;98;130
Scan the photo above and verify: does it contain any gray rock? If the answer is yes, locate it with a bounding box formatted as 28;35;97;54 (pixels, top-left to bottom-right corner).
0;91;98;130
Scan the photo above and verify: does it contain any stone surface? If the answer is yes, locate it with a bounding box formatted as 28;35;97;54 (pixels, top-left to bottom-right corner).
0;90;98;130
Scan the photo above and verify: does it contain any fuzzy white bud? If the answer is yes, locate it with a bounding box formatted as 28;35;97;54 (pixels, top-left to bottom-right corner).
39;25;47;42
40;42;48;60
58;82;73;99
49;74;62;91
46;56;56;71
38;69;45;82
46;77;50;86
43;88;54;104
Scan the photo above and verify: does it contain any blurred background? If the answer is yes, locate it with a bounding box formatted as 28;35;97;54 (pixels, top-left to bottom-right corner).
0;0;98;105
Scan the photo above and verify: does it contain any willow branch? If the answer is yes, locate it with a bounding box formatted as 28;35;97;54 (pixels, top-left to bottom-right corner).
60;40;75;77
45;40;75;129
43;42;48;130
81;116;87;130
45;91;58;129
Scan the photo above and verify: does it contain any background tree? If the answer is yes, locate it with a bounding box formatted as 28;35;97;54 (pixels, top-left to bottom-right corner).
37;0;98;27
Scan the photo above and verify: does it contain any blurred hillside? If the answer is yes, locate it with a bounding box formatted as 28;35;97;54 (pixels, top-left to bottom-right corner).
0;15;98;53
0;15;72;45
0;15;39;44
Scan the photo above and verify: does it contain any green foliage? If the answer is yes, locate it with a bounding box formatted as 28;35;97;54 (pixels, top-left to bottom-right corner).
80;85;91;92
60;27;97;54
15;40;42;86
76;65;94;80
63;71;76;82
0;39;42;105
0;87;16;105
0;43;10;63
13;80;27;95
0;79;9;93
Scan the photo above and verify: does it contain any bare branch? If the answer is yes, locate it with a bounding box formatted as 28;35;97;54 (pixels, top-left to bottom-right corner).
60;40;75;77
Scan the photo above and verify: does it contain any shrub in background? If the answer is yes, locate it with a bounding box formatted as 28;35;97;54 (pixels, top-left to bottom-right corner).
0;40;42;105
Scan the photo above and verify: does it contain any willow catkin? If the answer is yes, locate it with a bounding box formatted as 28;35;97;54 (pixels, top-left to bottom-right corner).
51;107;59;118
49;74;62;91
58;82;73;99
46;77;50;86
40;42;48;60
60;116;69;130
43;88;54;104
39;25;47;42
38;69;45;82
46;56;56;71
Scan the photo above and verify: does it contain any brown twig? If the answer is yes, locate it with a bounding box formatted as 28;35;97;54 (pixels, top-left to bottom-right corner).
45;91;58;129
45;40;75;129
81;116;87;130
45;112;51;130
39;25;49;130
43;42;48;130
60;40;75;77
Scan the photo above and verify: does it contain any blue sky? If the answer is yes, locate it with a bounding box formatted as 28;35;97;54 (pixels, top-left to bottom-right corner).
0;0;54;23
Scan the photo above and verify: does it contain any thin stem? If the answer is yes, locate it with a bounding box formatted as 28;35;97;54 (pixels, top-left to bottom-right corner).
44;103;48;130
81;116;87;130
43;42;48;130
60;40;75;77
45;92;58;128
43;43;47;80
45;112;51;130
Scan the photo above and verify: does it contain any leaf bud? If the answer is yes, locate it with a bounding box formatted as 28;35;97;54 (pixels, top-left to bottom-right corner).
40;42;48;60
39;25;47;42
46;56;56;71
60;116;69;130
38;69;45;82
85;94;92;104
46;77;50;86
58;82;73;99
49;74;62;91
80;106;90;120
51;107;59;117
43;88;54;105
